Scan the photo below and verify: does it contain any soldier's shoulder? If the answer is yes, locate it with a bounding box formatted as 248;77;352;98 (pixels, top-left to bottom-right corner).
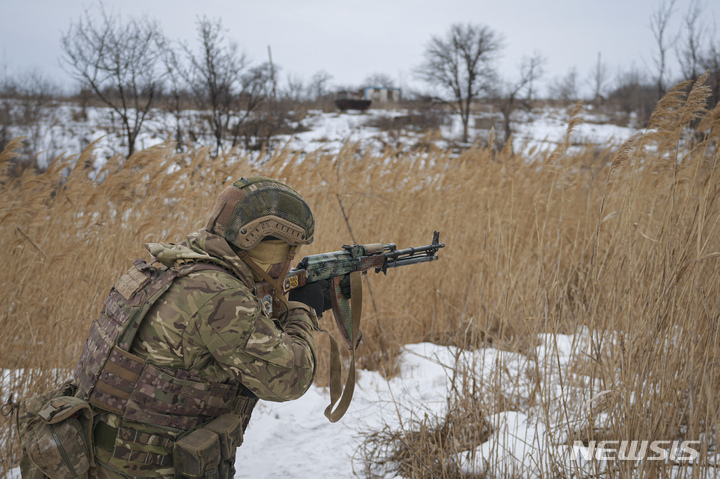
180;268;262;334
177;267;253;297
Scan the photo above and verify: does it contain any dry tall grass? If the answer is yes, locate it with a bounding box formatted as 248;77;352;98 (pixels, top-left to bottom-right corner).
1;78;720;478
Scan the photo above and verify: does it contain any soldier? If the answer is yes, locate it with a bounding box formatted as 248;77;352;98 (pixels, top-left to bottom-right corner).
41;177;327;478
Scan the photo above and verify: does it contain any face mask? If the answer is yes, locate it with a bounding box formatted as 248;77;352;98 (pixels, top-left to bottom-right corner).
246;240;301;281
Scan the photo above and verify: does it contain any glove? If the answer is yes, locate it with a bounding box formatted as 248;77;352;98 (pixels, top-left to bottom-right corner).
289;279;332;317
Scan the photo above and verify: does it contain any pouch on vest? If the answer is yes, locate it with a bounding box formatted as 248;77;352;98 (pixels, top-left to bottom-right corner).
203;414;244;459
7;382;82;479
174;428;221;478
19;390;94;479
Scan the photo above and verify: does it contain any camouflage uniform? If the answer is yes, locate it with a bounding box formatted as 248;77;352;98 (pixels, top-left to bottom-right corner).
88;229;318;478
2;177;321;478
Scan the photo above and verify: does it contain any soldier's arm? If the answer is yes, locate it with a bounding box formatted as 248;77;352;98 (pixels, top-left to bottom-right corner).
194;287;318;402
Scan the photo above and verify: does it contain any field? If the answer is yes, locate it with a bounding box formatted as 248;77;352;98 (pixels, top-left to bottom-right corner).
2;79;720;478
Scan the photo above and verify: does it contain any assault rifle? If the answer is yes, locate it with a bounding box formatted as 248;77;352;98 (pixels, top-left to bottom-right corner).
256;231;445;338
254;232;445;422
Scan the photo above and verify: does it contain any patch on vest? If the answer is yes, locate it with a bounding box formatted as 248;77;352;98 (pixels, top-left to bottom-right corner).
115;265;150;300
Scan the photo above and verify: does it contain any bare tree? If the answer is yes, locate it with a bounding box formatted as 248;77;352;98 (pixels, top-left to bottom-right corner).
61;5;167;157
497;52;545;146
416;23;503;143
3;69;58;125
363;73;395;88
609;65;657;123
161;47;189;150
676;0;706;83
180;17;270;154
181;17;246;154
282;73;306;102
0;68;64;168
548;67;580;102
229;62;274;148
649;0;677;99
588;52;611;103
308;70;333;101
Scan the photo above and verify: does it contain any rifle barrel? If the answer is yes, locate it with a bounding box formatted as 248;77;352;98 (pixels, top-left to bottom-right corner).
385;243;444;259
376;255;439;272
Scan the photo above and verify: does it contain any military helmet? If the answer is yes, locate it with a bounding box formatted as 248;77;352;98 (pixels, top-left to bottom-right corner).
206;177;314;250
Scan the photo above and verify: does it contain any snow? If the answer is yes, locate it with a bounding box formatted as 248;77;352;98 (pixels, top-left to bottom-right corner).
235;330;712;478
282;110;379;154
512;107;639;155
236;335;600;478
237;343;458;479
1;101;641;169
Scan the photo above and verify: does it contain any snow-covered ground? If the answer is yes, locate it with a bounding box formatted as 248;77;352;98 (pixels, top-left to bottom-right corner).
512;106;639;152
238;331;715;478
234;334;589;479
1;101;641;169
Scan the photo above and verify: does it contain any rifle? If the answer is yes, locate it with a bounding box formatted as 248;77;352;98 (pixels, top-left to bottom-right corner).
254;231;445;422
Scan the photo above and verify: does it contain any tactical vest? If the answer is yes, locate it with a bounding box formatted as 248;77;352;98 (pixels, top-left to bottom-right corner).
73;258;257;468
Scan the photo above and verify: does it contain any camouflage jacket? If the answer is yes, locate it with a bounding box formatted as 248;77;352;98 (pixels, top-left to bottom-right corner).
93;229;318;477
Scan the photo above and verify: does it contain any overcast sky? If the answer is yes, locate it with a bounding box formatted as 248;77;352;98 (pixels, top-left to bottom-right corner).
1;0;718;97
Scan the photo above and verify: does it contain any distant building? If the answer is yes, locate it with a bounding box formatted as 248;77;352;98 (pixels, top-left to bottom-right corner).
335;89;371;112
336;89;364;100
334;86;403;112
363;86;402;103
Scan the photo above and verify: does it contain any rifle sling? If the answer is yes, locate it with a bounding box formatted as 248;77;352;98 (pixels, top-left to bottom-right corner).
243;247;362;423
323;270;362;423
